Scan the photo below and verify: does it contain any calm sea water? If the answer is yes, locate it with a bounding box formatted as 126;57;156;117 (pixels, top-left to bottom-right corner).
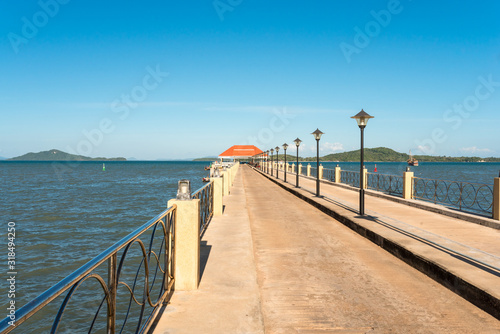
0;161;210;312
1;160;499;331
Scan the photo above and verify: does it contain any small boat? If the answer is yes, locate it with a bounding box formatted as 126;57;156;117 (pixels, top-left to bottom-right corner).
204;166;211;170
202;177;210;182
407;150;419;166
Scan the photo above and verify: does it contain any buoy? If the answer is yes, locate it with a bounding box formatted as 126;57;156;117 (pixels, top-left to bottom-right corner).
102;163;106;171
374;164;377;172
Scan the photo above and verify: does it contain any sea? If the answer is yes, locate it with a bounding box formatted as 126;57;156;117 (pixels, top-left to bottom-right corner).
1;160;499;332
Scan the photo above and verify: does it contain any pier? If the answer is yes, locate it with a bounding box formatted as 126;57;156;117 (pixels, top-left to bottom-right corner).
152;165;500;333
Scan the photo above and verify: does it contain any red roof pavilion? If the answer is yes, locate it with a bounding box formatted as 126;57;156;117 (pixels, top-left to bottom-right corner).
218;145;263;160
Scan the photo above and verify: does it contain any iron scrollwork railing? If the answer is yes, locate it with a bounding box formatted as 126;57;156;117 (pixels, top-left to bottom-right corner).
323;168;336;182
366;172;403;196
412;177;494;216
0;206;176;334
340;170;360;188
310;167;317;178
192;181;214;237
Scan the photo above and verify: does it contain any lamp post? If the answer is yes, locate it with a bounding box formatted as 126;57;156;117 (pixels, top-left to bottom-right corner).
266;150;269;174
270;148;274;176
311;129;324;197
293;138;301;187
351;109;374;216
282;143;288;182
275;146;280;179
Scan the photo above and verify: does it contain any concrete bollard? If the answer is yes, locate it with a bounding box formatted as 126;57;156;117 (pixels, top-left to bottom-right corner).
335;166;341;183
231;164;237;184
227;168;232;187
167;198;200;291
403;171;414;199
363;168;368;189
493;177;500;220
307;164;311;177
298;164;302;176
221;171;229;196
211;177;223;215
319;165;324;180
291;163;295;173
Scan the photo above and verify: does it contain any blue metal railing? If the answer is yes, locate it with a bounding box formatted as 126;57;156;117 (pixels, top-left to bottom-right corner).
413;177;493;216
0;206;176;334
366;172;403;196
323;168;336;183
340;170;360;188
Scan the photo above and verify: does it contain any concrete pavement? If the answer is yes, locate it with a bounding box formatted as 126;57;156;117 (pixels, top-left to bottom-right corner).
152;165;500;333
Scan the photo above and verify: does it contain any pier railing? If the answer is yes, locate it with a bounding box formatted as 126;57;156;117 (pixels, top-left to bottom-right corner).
254;156;499;220
413;177;493;216
323;168;336;182
340;170;360;188
192;181;214;237
0;206;176;334
310;166;318;178
367;172;403;196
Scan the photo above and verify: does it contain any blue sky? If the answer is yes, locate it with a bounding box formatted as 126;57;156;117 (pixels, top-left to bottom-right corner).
1;1;499;159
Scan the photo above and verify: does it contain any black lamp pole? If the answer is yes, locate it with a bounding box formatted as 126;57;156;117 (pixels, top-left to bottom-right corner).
275;146;280;179
294;138;301;187
351;109;374;216
270;149;274;177
311;129;324;197
266;150;269;174
283;143;288;182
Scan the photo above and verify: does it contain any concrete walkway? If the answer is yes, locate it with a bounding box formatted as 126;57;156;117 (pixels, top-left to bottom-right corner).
153;166;500;333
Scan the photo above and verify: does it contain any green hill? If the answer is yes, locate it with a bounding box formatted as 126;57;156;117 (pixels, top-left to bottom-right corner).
321;147;407;162
9;149;126;161
299;147;500;162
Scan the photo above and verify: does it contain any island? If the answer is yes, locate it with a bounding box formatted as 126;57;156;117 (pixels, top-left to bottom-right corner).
258;147;500;163
8;149;127;161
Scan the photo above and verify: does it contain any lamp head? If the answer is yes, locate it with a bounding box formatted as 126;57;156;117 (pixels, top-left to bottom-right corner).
351;109;374;128
176;179;191;200
283;143;288;150
275;146;280;152
294;138;302;147
311;129;324;141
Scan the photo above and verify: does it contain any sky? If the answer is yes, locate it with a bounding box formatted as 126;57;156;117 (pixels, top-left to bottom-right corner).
1;0;499;160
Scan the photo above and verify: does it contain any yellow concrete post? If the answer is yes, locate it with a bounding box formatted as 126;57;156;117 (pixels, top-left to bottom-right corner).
211;177;223;215
335;166;341;183
227;168;232;187
231;164;237;184
167;198;200;291
298;164;302;176
319;165;324;180
307;164;311;177
403;171;414;199
291;163;295;173
362;168;368;189
221;171;229;196
493;178;500;220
